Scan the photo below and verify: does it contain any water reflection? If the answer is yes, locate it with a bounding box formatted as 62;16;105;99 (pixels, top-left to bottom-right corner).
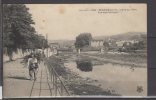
76;60;93;72
64;61;147;96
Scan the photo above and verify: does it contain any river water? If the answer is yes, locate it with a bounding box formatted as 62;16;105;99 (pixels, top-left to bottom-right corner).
64;61;147;96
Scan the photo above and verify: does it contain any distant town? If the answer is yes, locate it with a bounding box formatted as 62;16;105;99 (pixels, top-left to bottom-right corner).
48;32;147;56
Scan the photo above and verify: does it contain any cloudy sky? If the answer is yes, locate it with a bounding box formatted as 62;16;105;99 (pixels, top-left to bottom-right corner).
26;4;147;40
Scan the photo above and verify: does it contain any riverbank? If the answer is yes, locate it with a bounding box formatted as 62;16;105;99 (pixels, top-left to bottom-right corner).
47;53;147;96
56;52;146;68
80;52;147;67
45;56;120;96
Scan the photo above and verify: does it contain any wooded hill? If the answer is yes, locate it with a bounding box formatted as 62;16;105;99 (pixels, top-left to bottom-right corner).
93;32;146;41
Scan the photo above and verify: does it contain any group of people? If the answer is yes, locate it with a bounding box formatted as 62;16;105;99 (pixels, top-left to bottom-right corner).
26;51;45;80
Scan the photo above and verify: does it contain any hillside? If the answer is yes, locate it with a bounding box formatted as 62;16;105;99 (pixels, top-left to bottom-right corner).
93;32;146;41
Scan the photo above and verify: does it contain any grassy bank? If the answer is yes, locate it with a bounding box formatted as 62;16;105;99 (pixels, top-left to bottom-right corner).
45;56;120;96
81;52;147;67
56;51;147;67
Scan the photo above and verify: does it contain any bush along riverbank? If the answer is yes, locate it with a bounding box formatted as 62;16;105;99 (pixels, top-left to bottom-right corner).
45;56;120;96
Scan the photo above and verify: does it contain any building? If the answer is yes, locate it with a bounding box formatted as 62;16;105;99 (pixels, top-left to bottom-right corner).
116;40;139;47
49;43;60;49
116;41;125;47
90;39;104;47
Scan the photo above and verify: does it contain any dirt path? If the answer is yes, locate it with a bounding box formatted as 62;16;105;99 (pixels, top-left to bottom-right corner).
3;59;53;98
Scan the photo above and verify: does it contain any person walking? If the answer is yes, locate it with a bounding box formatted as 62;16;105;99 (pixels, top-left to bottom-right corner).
27;54;38;80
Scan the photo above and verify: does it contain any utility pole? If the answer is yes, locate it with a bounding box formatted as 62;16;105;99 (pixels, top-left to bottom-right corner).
46;34;48;57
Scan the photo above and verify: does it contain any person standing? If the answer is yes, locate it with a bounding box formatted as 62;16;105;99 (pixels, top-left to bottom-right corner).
27;54;38;80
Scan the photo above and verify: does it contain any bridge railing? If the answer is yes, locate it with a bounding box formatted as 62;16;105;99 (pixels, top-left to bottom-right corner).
45;60;70;96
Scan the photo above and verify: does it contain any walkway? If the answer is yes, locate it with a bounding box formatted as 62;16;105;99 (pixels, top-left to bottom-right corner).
29;62;53;97
3;59;55;98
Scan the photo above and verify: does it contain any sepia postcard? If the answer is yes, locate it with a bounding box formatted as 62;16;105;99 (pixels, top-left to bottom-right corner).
3;4;147;98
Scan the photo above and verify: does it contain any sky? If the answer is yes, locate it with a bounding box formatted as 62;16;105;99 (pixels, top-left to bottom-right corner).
26;4;147;40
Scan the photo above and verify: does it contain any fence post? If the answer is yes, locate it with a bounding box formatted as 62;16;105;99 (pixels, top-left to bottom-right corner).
61;82;63;96
48;63;70;96
50;67;52;82
53;69;55;89
55;75;57;96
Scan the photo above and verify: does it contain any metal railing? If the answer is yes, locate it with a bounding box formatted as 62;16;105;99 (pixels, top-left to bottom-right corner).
45;60;70;96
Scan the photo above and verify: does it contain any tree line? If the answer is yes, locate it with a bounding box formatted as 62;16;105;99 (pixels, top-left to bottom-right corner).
3;4;48;61
75;33;147;53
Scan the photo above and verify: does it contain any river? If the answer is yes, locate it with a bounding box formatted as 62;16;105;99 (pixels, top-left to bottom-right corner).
64;61;147;96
